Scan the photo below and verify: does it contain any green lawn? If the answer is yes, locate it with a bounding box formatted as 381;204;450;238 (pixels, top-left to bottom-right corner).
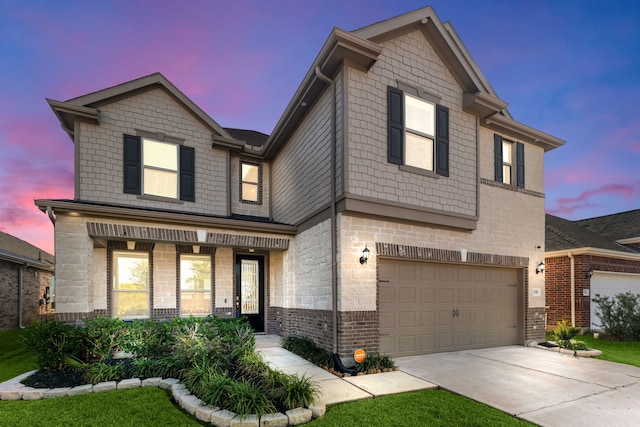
576;333;640;368
0;387;204;426
308;389;530;427
0;329;36;382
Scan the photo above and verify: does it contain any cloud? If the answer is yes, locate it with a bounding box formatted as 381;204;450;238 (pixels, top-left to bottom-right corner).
546;183;639;218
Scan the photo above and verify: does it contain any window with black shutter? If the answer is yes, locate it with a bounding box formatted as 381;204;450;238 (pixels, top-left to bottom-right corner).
123;134;195;201
387;85;449;176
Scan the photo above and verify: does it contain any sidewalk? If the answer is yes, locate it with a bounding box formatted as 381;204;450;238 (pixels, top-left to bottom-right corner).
254;335;436;406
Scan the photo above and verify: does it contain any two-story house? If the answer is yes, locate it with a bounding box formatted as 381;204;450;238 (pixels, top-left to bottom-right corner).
36;6;564;358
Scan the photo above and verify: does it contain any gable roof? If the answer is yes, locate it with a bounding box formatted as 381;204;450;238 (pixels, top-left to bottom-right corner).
47;73;233;141
263;6;563;158
0;231;55;270
575;209;640;242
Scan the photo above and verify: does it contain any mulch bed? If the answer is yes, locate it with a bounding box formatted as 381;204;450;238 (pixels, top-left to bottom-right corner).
22;368;87;389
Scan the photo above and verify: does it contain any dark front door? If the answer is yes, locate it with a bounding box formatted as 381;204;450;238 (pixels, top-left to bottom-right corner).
235;255;265;332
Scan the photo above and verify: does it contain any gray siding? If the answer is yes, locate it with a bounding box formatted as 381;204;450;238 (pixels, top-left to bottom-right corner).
76;88;228;215
345;29;477;217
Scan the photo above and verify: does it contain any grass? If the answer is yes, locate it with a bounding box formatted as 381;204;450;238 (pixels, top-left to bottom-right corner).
575;333;640;368
0;329;36;382
308;389;531;427
0;387;204;426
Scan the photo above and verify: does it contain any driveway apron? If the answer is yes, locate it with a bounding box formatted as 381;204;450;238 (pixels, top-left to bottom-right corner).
396;346;640;427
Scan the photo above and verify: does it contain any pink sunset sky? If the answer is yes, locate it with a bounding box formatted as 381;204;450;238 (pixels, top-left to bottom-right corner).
1;0;639;255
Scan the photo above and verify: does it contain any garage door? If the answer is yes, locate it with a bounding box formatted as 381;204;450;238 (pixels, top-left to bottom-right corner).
591;271;640;330
378;259;519;357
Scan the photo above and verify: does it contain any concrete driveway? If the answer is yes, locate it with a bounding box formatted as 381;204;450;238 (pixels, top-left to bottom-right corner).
396;346;640;426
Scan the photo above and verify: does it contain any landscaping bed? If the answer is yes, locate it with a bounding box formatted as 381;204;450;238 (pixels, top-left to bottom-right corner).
18;317;319;417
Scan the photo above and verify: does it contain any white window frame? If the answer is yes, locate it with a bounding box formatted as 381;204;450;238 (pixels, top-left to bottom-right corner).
502;140;514;185
404;93;436;171
142;138;179;199
112;251;150;320
179;254;212;317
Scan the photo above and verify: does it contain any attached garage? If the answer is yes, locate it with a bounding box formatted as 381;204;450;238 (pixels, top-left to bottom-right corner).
590;271;640;330
378;259;523;357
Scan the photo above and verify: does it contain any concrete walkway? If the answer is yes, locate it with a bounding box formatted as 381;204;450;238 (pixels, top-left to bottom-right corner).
396;346;640;427
254;335;436;406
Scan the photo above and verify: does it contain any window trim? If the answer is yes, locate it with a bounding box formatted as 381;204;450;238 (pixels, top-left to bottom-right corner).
239;160;262;205
123;134;195;202
387;85;449;177
494;134;525;188
179;253;212;317
112;250;150;320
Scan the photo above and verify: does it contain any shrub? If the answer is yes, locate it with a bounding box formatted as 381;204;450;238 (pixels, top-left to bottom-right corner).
592;292;640;341
277;374;319;410
282;336;334;369
86;361;125;384
553;320;581;349
23;320;84;370
121;319;172;358
199;372;235;408
84;316;125;361
181;356;224;395
225;378;277;416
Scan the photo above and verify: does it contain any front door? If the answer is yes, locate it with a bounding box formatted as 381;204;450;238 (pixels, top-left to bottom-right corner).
235;255;265;332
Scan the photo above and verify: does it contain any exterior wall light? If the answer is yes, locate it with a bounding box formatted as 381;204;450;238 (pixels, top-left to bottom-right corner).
535;261;545;274
586;269;593;279
359;246;370;265
126;241;136;251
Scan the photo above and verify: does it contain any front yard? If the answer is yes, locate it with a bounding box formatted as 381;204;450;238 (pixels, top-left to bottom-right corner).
6;324;639;427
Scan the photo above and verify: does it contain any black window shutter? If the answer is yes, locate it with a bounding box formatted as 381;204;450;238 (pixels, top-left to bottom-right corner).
387;86;404;165
180;145;195;202
516;142;525;188
123;134;141;194
494;134;503;183
435;104;449;177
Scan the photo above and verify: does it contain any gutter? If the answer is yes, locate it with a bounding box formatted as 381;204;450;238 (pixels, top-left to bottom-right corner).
314;66;339;357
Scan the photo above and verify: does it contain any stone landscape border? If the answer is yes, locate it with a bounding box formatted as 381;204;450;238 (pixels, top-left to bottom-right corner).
0;372;326;427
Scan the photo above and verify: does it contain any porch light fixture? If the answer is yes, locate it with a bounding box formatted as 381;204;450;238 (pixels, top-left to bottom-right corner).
359;246;370;265
535;261;545;274
192;245;200;254
126;241;135;251
586;269;593;279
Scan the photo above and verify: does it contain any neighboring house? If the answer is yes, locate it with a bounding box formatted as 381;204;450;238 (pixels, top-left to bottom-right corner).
36;6;564;358
545;211;640;331
0;231;55;330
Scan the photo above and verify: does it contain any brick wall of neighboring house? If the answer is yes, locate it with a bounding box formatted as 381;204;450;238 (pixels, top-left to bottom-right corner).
0;259;54;330
545;254;640;330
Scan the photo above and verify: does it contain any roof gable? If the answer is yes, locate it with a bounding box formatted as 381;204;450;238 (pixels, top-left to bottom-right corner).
47;73;232;141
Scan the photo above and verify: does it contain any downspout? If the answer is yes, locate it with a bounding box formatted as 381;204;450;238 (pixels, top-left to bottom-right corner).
315;66;339;356
18;266;24;328
568;251;576;326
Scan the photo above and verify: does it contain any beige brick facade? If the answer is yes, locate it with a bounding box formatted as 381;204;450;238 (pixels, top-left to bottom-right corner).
41;7;562;356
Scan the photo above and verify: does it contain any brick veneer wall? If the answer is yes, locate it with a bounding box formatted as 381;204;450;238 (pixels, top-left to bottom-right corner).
545;254;640;330
0;260;54;330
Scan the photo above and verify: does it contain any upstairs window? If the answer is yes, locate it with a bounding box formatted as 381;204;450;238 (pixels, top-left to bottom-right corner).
494;134;524;188
388;85;449;176
143;139;178;198
240;161;262;204
123;134;195;201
